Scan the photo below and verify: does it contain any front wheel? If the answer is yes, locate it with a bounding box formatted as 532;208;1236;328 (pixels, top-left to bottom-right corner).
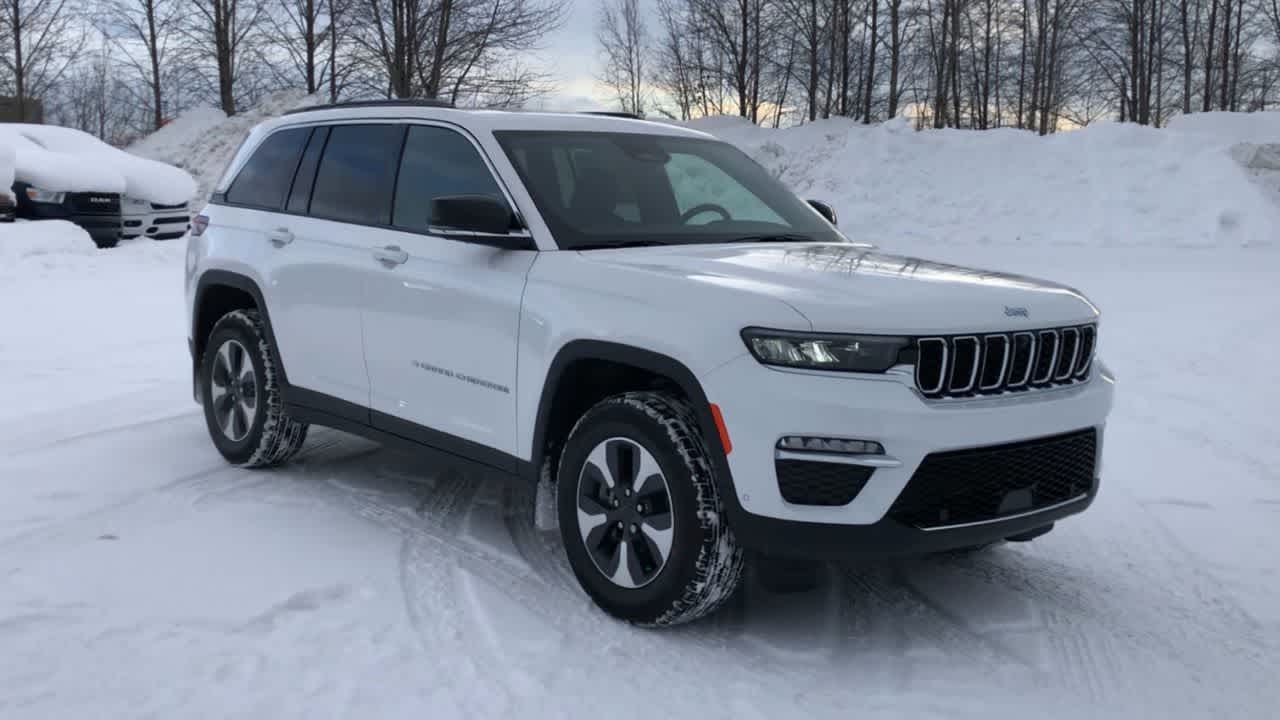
557;392;744;626
200;309;308;467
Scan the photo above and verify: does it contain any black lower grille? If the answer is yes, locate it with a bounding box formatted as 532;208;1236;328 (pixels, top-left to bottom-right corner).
889;429;1097;528
69;193;121;213
155;215;190;224
776;459;873;506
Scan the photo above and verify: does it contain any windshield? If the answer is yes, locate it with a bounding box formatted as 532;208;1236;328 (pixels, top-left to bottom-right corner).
494;130;845;250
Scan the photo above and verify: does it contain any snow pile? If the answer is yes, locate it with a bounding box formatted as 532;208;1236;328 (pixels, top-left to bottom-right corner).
0;141;14;200
0;220;94;266
689;115;1280;249
1166;110;1280;144
129;90;318;204
0;124;197;205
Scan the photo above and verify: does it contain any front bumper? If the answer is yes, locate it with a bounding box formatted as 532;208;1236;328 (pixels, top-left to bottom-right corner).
122;205;191;240
701;353;1115;555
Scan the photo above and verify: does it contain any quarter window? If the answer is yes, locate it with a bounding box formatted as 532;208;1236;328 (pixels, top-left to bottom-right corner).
226;127;310;210
393;125;507;231
310;124;405;225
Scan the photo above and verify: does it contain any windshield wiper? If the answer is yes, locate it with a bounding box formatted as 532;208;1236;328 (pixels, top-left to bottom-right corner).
573;240;670;250
734;233;815;243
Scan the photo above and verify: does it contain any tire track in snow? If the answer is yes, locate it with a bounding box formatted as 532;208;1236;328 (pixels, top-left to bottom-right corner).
0;435;349;553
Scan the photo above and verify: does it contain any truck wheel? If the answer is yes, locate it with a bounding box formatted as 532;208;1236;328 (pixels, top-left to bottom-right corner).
200;309;308;467
94;237;119;249
557;392;744;626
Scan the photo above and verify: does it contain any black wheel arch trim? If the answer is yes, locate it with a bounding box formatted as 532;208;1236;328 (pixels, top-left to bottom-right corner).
528;339;749;526
193;270;290;386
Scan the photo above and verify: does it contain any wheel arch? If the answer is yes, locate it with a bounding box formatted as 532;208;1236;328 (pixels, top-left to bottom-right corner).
193;270;289;385
527;340;741;519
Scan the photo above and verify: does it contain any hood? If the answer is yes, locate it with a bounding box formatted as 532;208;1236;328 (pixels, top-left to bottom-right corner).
579;243;1099;335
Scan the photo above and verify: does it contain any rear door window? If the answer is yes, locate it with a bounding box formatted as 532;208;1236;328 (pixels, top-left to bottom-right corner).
286;126;329;214
392;125;508;231
226;127;310;210
309;124;406;226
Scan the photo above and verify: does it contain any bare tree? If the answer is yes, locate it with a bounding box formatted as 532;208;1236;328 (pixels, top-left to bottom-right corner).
107;0;181;130
354;0;566;104
1;0;82;119
597;0;648;114
184;0;268;114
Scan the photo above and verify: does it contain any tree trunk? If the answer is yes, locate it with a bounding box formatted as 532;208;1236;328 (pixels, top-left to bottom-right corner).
12;1;25;118
1180;0;1193;114
864;0;878;122
888;0;902;117
1203;0;1218;112
146;0;163;129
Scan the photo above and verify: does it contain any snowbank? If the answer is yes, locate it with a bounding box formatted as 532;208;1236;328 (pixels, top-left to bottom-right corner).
1166;110;1280;144
129;91;318;204
689;115;1280;249
0;124;197;205
0;141;13;200
0;220;96;268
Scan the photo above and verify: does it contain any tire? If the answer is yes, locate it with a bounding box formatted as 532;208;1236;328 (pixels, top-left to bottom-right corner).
93;237;119;249
200;309;308;467
556;391;744;626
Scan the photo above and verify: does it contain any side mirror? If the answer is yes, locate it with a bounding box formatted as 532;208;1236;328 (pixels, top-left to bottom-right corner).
429;194;534;250
807;199;838;227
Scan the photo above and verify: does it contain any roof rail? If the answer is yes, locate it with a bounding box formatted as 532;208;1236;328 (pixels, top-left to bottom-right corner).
284;98;455;115
578;111;643;120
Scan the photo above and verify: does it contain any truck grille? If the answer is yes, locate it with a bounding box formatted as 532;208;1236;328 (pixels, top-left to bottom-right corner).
915;324;1095;398
776;459;872;506
68;192;121;214
888;429;1097;529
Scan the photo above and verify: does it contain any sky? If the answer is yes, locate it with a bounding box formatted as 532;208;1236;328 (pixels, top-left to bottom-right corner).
532;0;621;111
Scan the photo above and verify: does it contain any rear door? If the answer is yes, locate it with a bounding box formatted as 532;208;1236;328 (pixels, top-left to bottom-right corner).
240;124;398;412
362;124;536;462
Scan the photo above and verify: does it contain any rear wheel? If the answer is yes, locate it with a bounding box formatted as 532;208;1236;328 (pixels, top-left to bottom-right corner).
200;309;308;467
557;392;744;626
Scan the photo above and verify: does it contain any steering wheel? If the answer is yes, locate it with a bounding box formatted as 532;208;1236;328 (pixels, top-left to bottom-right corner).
680;203;732;224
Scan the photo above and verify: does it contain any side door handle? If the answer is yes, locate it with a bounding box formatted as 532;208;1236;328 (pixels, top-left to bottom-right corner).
268;227;294;247
373;245;409;267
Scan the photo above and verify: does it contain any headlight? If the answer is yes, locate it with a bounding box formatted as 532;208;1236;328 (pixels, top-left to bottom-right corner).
742;328;910;373
25;187;65;204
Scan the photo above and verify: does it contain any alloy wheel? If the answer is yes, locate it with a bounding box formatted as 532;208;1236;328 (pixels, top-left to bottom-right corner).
209;339;259;442
576;437;675;589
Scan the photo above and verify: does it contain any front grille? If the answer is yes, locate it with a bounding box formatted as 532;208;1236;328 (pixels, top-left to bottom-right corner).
915;324;1096;398
776;459;873;506
69;192;121;213
889;429;1097;529
155;215;190;225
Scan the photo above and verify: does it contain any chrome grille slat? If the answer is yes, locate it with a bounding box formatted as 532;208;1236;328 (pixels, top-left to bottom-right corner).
979;334;1010;391
1055;328;1081;381
915;324;1096;399
1007;332;1036;388
948;337;981;394
1032;329;1060;385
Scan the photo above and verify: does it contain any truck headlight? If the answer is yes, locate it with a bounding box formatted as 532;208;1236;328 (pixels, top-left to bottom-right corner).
25;187;65;204
742;328;910;373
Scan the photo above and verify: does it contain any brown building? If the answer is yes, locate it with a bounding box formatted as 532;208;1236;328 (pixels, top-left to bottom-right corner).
0;96;43;124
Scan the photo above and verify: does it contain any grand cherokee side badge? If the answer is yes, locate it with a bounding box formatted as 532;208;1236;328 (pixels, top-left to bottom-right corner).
1004;306;1029;318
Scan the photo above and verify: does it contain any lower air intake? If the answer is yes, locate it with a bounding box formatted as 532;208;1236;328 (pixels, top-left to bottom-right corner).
888;429;1097;529
776;460;873;507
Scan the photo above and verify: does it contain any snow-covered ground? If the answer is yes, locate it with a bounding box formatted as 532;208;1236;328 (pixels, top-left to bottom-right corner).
2;111;1279;719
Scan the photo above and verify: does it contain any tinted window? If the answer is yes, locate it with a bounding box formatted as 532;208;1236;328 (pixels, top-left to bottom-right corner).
497;131;842;250
393;125;507;230
226;127;309;209
287;126;329;214
310;124;405;225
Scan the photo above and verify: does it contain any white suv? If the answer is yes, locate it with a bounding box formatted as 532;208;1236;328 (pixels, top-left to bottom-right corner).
185;100;1115;626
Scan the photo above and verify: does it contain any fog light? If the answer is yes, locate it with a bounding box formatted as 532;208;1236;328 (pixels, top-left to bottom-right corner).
777;436;884;455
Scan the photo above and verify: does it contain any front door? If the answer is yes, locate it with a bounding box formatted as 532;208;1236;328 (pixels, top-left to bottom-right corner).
362;124;536;462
